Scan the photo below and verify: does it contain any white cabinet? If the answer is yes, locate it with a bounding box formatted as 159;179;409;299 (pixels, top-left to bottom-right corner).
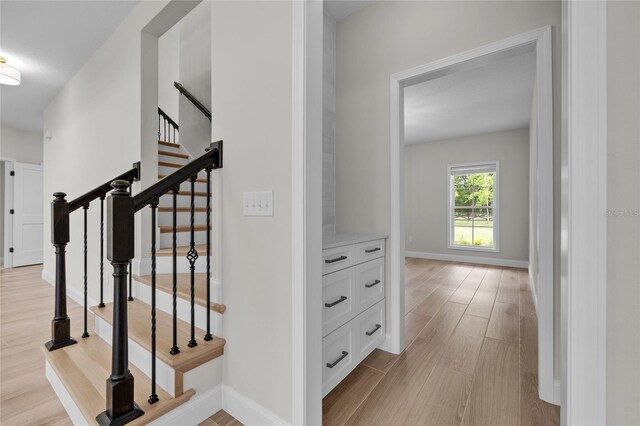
321;236;387;396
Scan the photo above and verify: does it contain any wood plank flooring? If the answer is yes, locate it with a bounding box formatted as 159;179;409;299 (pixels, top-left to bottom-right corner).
322;258;560;426
0;266;234;426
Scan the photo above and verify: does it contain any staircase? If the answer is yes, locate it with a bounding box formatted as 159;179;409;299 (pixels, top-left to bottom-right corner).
43;95;224;425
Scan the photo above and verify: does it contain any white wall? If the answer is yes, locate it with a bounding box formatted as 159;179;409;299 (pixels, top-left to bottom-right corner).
607;1;640;424
405;128;529;263
211;1;293;422
158;21;180;124
0;124;44;164
43;1;168;303
323;11;337;235
179;1;211;157
334;0;561;377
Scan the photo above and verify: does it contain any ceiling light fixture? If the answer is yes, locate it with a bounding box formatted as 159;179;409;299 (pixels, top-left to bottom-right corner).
0;57;21;86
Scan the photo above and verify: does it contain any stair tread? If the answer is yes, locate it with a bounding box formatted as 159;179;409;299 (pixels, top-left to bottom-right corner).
156;244;209;256
134;273;226;315
42;334;195;425
91;300;225;372
158;206;211;212
158;150;189;159
164;190;208;197
159;224;210;233
158;140;180;148
159;175;207;183
158;161;182;168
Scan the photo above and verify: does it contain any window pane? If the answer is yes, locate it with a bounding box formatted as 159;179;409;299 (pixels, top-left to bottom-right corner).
454;186;473;206
471;208;494;247
473;186;494;207
453;208;473;245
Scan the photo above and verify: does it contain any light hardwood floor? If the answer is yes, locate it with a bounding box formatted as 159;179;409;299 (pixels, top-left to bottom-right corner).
0;265;237;426
322;258;560;426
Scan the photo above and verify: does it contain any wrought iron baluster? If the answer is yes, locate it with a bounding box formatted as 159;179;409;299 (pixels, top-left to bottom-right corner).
187;177;198;348
82;205;89;338
98;196;105;308
158;113;161;141
128;185;134;301
148;202;159;404
204;167;213;341
170;188;180;355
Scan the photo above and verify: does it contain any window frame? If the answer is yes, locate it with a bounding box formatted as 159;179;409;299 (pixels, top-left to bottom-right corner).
447;161;500;252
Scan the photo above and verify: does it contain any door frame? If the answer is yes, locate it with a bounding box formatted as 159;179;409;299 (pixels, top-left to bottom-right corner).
1;157;15;268
388;26;556;403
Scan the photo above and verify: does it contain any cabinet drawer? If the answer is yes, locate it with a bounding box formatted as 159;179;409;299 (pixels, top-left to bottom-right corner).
322;320;357;397
356;239;385;264
322;268;356;337
357;300;385;360
356;258;385;313
322;245;355;275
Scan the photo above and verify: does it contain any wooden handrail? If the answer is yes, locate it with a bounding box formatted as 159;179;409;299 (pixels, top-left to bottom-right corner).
174;82;212;122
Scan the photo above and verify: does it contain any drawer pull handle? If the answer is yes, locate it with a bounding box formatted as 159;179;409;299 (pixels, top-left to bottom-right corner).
325;255;347;264
365;247;381;253
365;279;381;288
326;351;349;368
366;324;382;336
325;296;347;308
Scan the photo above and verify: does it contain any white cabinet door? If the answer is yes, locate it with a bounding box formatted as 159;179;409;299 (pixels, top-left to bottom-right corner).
12;162;43;266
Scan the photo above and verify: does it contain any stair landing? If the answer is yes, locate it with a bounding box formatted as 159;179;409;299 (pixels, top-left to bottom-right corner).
43;335;195;425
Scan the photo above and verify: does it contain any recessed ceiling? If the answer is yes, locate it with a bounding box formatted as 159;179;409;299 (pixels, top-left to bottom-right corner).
404;50;536;144
324;0;375;21
0;1;139;132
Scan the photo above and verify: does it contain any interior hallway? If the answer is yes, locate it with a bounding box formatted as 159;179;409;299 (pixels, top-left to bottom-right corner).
322;258;560;425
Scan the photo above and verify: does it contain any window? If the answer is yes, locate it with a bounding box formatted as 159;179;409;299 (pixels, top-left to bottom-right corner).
448;161;499;251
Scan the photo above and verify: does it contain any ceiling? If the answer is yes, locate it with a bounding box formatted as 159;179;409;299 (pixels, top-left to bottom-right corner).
0;1;139;132
404;50;536;144
325;0;374;21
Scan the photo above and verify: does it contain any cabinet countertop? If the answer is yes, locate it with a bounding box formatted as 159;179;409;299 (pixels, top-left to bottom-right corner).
322;232;388;250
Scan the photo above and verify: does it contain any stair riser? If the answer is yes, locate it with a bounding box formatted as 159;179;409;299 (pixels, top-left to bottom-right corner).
159;194;208;209
159;154;189;166
134;279;223;336
158;211;209;227
94;316;223;397
160;231;208;248
157;143;182;154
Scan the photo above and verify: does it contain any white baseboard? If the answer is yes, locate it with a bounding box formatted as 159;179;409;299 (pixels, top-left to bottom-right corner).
148;384;223;426
45;361;86;426
405;250;528;269
42;270;98;309
223;385;288;426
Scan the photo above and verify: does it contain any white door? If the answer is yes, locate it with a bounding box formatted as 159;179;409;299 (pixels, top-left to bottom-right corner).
12;162;43;266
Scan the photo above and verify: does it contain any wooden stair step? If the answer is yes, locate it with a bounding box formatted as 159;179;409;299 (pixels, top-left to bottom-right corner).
158;140;180;148
159;224;210;233
42;333;195;425
91;300;225;373
134;273;226;315
158;206;210;213
158;161;182;169
158;150;189;159
159;175;207;183
164;190;208;197
156;244;209;256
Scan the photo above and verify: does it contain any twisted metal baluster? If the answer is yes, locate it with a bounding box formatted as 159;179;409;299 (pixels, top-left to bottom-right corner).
128;184;134;301
98;196;105;308
82;205;89;338
187;177;198;348
204;167;213;341
169;188;180;355
148;202;159;404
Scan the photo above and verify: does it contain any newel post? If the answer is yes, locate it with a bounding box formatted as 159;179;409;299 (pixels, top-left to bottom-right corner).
96;180;144;426
45;192;78;351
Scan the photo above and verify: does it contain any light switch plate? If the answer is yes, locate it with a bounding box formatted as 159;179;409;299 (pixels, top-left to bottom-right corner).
243;191;273;216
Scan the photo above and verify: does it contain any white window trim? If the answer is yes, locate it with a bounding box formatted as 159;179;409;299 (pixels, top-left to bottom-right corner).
447;160;500;252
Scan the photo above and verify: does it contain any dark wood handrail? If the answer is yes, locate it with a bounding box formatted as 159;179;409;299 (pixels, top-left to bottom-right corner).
174;82;212;122
158;107;179;131
68;163;140;213
133;141;222;212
